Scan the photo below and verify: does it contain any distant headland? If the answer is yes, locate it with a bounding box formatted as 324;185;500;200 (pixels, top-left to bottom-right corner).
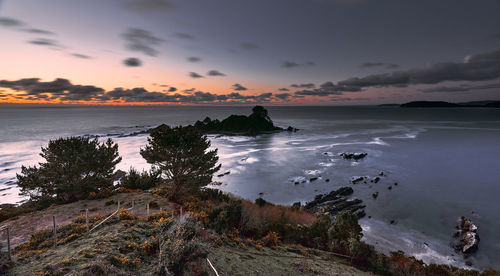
381;100;500;108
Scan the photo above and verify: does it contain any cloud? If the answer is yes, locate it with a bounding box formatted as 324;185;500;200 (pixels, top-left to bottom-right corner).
187;57;201;62
0;77;282;104
123;57;142;67
168;87;177;92
122;28;164;56
0;17;55;35
27;38;64;49
419;83;500;93
0;78;104;101
240;42;260;50
275;93;291;100
284;49;500;99
359;62;400;69
71;53;92;59
291;83;315;89
23;28;54;35
232;83;247;91
189;72;204;78
0;16;23;27
294;81;361;96
174;32;194;39
207;70;226;76
281;61;316;68
338;49;500;88
278;88;290;91
124;0;176;12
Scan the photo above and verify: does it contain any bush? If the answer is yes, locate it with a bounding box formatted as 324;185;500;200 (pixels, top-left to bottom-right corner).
159;216;207;275
195;188;230;202
149;200;159;209
120;168;162;190
240;199;316;238
105;199;115;206
207;199;243;233
0;198;53;223
255;197;270;207
17;137;121;203
328;210;362;252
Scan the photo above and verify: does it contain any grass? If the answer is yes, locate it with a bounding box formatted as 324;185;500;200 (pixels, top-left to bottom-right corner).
3;189;500;276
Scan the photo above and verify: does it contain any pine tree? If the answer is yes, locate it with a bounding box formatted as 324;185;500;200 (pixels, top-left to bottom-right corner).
140;125;221;198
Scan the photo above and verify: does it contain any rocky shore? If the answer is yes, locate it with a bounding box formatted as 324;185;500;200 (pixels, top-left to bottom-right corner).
301;187;366;219
453;216;480;255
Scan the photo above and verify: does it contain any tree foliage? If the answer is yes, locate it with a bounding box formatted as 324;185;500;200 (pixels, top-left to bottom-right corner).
17;137;121;202
328;210;363;245
140;125;221;196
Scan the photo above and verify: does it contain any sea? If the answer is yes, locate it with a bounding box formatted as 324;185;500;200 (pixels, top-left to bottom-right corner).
1;105;499;269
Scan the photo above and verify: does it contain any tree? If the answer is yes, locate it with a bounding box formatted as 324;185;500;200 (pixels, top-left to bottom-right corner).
17;137;122;202
140;125;221;197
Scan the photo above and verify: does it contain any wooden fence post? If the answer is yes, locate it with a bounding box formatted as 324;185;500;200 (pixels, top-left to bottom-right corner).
6;227;11;261
53;215;57;248
180;207;183;216
85;209;89;232
147;203;150;218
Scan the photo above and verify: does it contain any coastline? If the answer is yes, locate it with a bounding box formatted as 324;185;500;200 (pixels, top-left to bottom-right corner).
1;106;500;270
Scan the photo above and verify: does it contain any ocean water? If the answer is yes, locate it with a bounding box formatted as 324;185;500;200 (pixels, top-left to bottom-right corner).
1;105;500;269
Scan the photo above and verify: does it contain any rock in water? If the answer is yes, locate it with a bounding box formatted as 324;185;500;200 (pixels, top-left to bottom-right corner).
304;187;365;219
340;152;367;161
453;216;480;255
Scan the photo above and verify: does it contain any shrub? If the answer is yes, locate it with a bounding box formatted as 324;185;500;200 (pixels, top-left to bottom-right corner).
328;210;362;252
159;216;207;275
255;197;270;207
207;199;242;233
149;200;159;209
196;188;230;202
87;188;114;200
240;199;316;238
120;168;162;190
0;198;53;223
119;210;136;221
261;231;280;248
17;137;121;203
105;199;115;206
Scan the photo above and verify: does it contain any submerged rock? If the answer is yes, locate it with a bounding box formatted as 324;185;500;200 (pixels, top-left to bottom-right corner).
286;126;299;132
351;176;365;184
217;171;230;177
453;216;480;255
340;152;367;161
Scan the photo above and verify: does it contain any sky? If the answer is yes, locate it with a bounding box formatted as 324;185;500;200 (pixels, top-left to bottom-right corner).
1;0;500;105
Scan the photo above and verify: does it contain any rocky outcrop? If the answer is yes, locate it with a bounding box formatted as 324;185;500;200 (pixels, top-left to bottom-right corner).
304;187;365;218
453;216;480;255
193;106;294;135
340;152;367;161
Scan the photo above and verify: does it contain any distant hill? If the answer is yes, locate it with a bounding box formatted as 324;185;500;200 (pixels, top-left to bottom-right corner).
400;100;500;108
